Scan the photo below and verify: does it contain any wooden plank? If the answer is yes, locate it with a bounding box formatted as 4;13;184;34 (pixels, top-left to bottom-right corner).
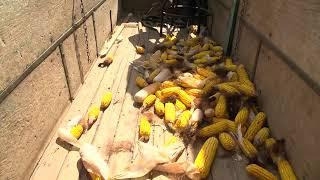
31;25;124;180
56;27;136;180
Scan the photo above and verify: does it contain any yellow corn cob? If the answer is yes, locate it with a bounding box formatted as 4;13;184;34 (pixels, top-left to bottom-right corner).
225;58;234;66
160;80;177;89
198;120;236;137
201;43;210;51
161;51;168;61
214;83;241;96
212;117;229;123
165;102;176;123
175;99;187;111
177;89;193;107
193;73;206;80
139;116;151;141
175;110;191;131
161;87;181;98
196;67;216;78
211;46;223;52
194;58;208;64
70;124;84;139
219;132;236;151
166;49;177;55
246;164;277;180
244;112;267;141
194;137;218;179
100;92;112;110
225;64;237;71
88;105;100;120
235;106;249;126
142;94;156;108
202;79;222;96
185;88;203;97
163;59;178;65
192;50;212;59
215;95;228;118
240;138;258;159
230;82;256;97
147;68;161;82
237;65;255;87
155;98;165;116
254;127;270;146
265;138;276;152
277;159;297;180
136;76;148;88
206;56;220;64
163;136;179;147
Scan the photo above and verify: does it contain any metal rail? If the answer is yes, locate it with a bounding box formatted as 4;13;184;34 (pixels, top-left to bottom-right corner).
0;0;107;104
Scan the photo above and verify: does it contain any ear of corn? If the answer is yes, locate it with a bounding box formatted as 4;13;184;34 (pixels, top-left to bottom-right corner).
246;164;277;180
155;98;165;116
134;82;161;103
161;51;168;61
161;87;181;98
160;80;177;89
196;67;216;78
165;102;176;124
215;95;228;118
136;76;148;88
175;110;191;131
70;124;84;139
240;138;258;159
142;94;157;108
198;120;234;137
194;137;219;179
100;92;112;110
277;159;297;180
214;83;241;96
185;88;203;97
192;51;212;59
177;89;193;107
194;58;208;64
235;106;249;126
88;105;100;120
175;99;187;111
163;59;178;65
254;127;270;146
244;112;267;141
219;132;236;151
230;72;238;81
147;69;161;82
193;73;206;80
211;46;223;52
230;82;256;97
237;65;255;88
225;58;234;66
201;43;210;51
202;79;222;96
139;116;151;141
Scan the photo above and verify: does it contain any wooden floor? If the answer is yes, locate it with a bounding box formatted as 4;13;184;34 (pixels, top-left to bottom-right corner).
30;22;252;180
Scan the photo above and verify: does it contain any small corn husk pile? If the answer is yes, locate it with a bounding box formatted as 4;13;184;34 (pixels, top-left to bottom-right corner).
131;33;297;179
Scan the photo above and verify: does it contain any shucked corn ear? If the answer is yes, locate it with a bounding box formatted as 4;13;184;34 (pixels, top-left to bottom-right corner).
246;164;277;180
214;83;241;96
219;132;236;151
202;78;222;96
160;80;177;89
277;159;297;180
254;127;270;146
239;138;258;159
139;116;151;141
192;50;212;59
198;120;236;137
235;106;249;126
100;92;112;110
194;137;218;178
165;102;176;123
160;51;168;60
88;105;100;120
142;94;156;108
175;110;191;131
265;138;277;152
175;99;187;111
237;64;254;87
163;59;178;65
134;82;161;103
228;82;256;97
215;95;228;118
136;76;148;88
161;86;181;98
185;88;203;98
70;124;84;139
196;67;216;78
155;98;165;116
244;112;266;141
177;89;193;107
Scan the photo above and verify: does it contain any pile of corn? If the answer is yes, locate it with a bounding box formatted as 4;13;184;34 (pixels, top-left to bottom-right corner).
134;34;297;180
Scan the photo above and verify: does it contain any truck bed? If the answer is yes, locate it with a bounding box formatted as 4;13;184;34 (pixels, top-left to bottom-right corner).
31;22;252;180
